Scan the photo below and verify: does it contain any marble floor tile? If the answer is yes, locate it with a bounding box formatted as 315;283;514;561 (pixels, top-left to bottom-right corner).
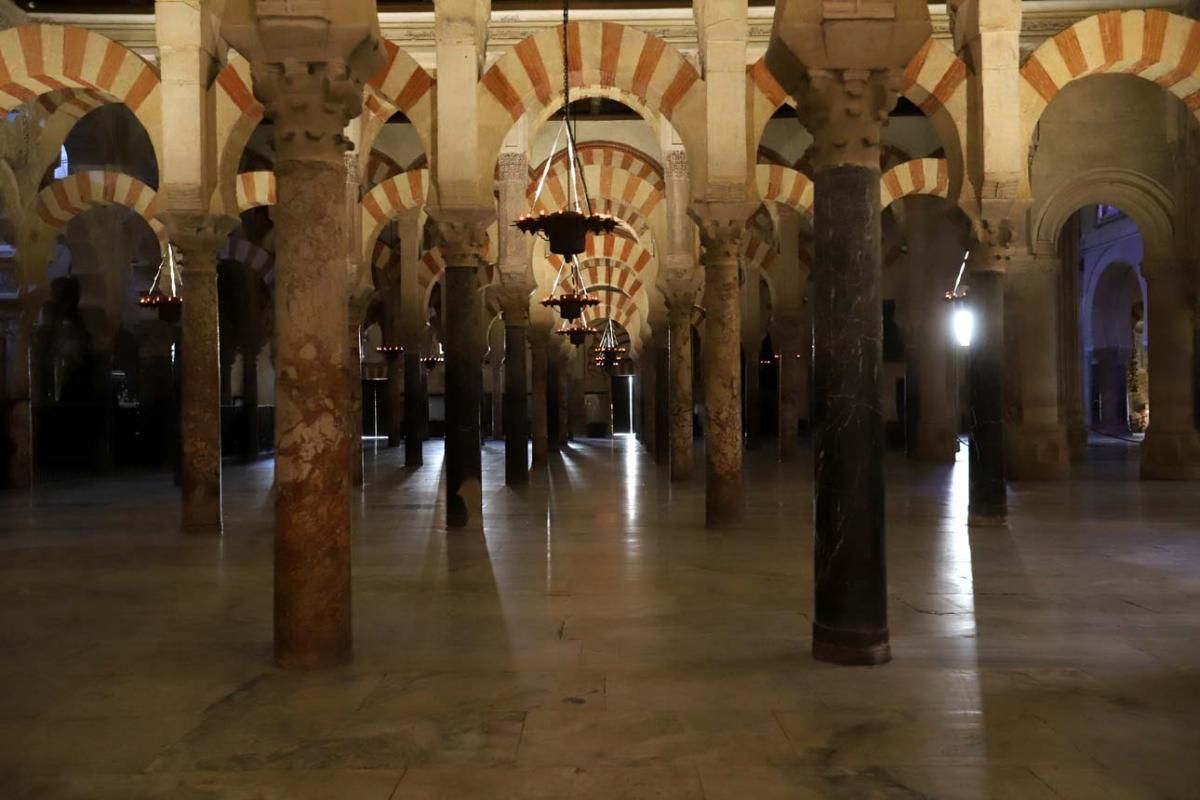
0;438;1197;798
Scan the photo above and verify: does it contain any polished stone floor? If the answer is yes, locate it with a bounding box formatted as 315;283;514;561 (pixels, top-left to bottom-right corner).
1;436;1198;798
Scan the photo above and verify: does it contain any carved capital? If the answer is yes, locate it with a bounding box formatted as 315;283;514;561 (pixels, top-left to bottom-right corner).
665;150;690;181
497;153;528;182
252;59;365;163
429;209;492;268
495;277;535;324
164;214;238;275
660;268;703;315
690;203;758;267
968;217;1020;275
794;68;903;170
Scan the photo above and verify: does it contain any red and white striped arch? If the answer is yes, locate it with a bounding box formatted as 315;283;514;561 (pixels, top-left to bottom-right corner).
578;263;645;303
219;236;274;286
741;234;776;277
235;171;276;213
531;162;664;241
361;40;436;158
1021;11;1200;153
36;170;164;242
360;169;430;260
748;37;968;196
365;149;405;190
479;22;705;188
880;158;951;210
0;24;162;164
755;164;814;217
545;234;655;276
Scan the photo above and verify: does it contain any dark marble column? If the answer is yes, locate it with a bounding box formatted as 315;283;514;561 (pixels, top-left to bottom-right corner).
547;355;562;453
967;258;1008;525
7;315;34;488
385;354;403;448
639;343;657;456
433;213;489;528
795;69;897;666
693;207;750;527
503;320;529;482
654;340;669;462
247;60;372;670
172;224;230;535
240;342;260;461
403;352;426;467
570;351;588;440
776;314;809;461
667;305;695;481
530;327;550;467
743;339;762;451
556;357;570;448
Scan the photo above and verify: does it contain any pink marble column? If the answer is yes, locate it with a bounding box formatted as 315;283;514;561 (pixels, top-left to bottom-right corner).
667;306;695;481
251;61;370;669
694;208;750;527
173;222;231;535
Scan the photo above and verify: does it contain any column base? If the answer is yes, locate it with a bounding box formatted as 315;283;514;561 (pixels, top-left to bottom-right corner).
1140;429;1200;480
909;433;958;464
967;512;1008;528
1067;421;1088;461
705;476;742;528
812;623;891;666
1007;424;1070;481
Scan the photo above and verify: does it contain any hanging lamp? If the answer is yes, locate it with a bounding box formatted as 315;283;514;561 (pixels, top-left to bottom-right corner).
377;344;403;362
556;317;593;347
138;242;184;324
540;254;600;321
422;340;445;371
592;318;628;372
514;0;617;261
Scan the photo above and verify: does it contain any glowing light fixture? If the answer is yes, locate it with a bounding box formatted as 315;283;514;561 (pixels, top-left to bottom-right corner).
592;318;628;372
138;242;184;324
944;249;972;349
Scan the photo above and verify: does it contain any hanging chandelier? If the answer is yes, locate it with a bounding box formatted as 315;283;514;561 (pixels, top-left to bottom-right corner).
377;344;403;362
540;254;600;321
513;0;617;259
556;318;593;347
422;341;445;371
138;242;184;324
592;318;628;372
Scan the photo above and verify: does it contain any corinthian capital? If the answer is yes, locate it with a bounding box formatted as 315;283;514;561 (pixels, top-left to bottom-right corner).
252;59;365;163
795;68;902;170
429;209;493;268
689;202;758;266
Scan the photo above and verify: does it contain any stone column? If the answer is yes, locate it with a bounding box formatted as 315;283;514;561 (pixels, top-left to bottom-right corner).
640;339;658;456
1058;214;1088;458
249;59;371;670
498;283;532;483
907;296;958;463
667;303;696;481
491;357;504;441
1006;254;1069;479
556;355;570;449
432;213;489;528
403;351;426;467
171;221;231;535
570;348;588;440
530;325;550;467
240;341;261;461
966;240;1009;525
776;312;809;461
547;354;562;452
654;338;669;460
385;354;403;448
795;68;898;666
743;336;762;451
1141;263;1200;479
347;317;364;487
7;315;34;488
693;207;750;527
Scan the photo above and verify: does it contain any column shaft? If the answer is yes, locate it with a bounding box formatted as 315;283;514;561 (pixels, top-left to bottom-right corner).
654;343;669;461
178;238;223;534
443;265;483;527
7;320;33;487
273;157;353;669
743;342;761;450
403;352;426;467
811;163;888;665
1141;267;1200;479
241;344;260;461
348;323;363;487
668;311;694;481
702;257;742;526
968;269;1008;523
777;318;809;461
504;323;529;483
530;335;549;466
547;357;562;452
